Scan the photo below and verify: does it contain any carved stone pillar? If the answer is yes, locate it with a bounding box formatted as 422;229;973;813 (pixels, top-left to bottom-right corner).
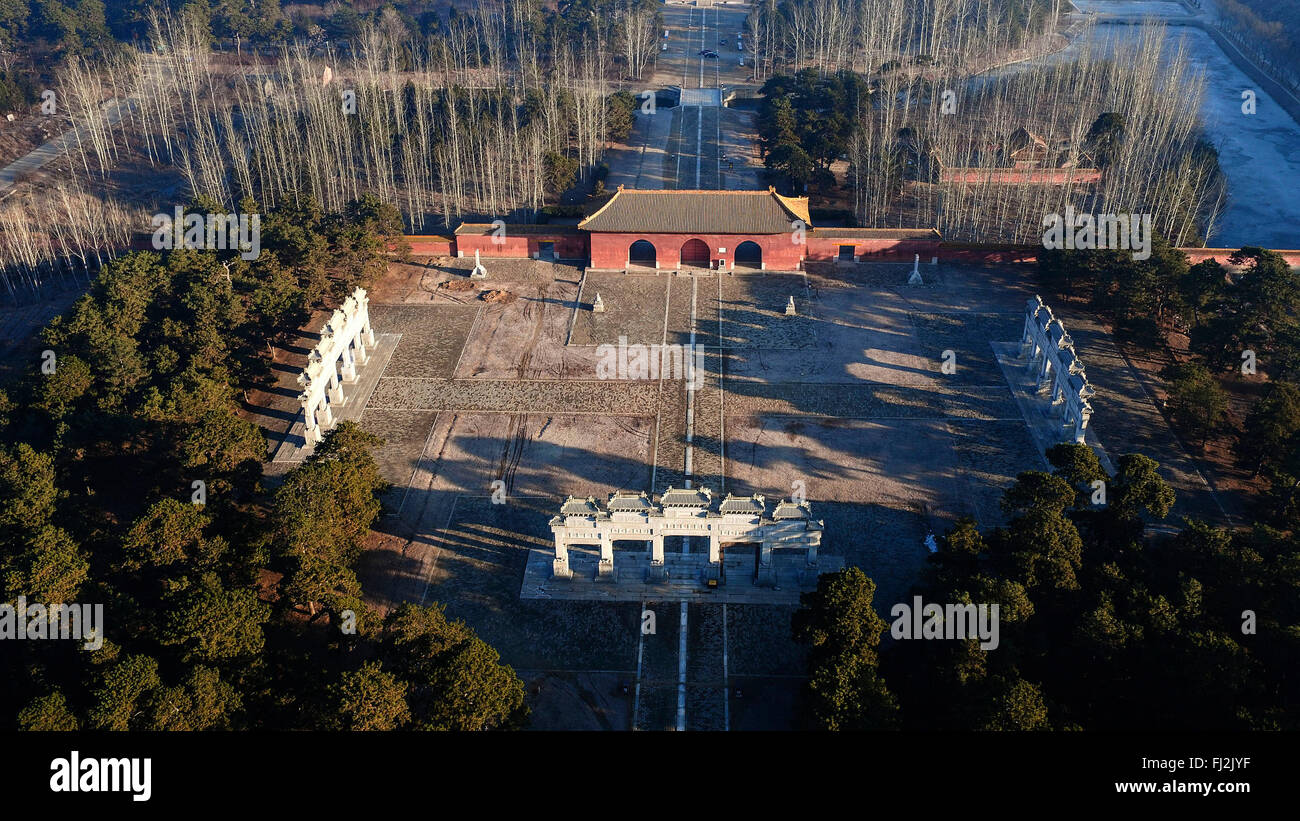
329;367;346;406
704;533;722;582
304;402;321;444
553;539;573;579
597;533;614;578
649;534;666;582
755;540;775;586
341;346;358;382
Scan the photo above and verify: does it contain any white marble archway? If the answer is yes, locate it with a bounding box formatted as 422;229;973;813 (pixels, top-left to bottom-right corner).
296;287;376;445
1020;295;1095;443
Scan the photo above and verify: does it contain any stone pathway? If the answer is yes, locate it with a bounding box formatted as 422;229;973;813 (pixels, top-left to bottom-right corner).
521;550;844;603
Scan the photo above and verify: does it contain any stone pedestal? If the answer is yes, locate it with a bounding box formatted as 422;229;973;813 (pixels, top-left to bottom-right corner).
648;560;667;582
552;557;573;579
596;559;615;580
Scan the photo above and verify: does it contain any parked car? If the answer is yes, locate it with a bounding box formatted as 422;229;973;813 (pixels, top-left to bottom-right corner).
702;50;719;59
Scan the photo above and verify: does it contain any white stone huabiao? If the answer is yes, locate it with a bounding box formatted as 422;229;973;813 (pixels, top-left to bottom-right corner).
908;253;923;285
1019;295;1095;443
592;292;606;313
297;287;376;446
470;248;488;279
548;488;823;585
785;295;796;316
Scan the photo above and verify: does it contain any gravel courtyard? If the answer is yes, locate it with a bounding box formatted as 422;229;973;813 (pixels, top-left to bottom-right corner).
350;257;1089;728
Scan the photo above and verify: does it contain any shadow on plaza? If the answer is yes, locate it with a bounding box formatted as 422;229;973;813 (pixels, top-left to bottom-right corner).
358;427;965;597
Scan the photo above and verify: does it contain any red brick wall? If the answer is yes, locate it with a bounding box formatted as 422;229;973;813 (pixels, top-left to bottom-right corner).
806;237;942;262
455;233;587;260
1180;248;1300;267
588;232;805;270
397;229;1300;271
939;168;1102;185
933;245;1300;267
404;235;454;256
936;243;1043;263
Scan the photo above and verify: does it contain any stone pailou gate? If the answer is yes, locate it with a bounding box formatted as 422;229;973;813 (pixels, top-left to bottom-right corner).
296;287;376;445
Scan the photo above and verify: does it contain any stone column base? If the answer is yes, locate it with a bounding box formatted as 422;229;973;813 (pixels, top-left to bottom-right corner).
703;563;721;582
596;559;615;580
552;559;572;579
755;563;776;587
647;561;667;582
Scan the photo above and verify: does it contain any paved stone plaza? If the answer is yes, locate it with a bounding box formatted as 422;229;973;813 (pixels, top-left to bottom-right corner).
330;256;1028;728
307;254;1225;729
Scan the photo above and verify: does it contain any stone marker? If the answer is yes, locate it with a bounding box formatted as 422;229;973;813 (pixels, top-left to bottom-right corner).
592;292;606;313
470;248;487;279
908;253;923;285
784;295;796;316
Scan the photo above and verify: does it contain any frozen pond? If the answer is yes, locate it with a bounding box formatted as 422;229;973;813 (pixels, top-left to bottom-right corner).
979;4;1300;248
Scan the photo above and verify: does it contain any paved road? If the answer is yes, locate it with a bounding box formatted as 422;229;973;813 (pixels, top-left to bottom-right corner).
652;4;751;90
0;57;167;197
604;4;764;193
0;100;135;196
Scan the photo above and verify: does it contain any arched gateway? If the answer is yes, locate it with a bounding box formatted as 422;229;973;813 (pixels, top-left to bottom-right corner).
549;488;823;586
628;239;656;265
680;238;710;267
734;240;762;268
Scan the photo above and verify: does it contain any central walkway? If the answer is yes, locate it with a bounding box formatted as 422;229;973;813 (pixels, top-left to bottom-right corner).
679;88;722;106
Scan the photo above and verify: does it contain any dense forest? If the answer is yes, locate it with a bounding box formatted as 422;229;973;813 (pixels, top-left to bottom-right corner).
795;444;1298;730
1217;0;1300;94
743;0;1061;82
1042;244;1300;527
0;196;528;731
0;1;654;298
755;23;1225;244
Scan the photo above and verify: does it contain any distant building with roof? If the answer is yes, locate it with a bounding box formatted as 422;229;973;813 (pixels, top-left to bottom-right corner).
447;186;942;270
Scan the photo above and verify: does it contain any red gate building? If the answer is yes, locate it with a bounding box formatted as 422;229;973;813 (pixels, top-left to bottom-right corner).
451;186;942;269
